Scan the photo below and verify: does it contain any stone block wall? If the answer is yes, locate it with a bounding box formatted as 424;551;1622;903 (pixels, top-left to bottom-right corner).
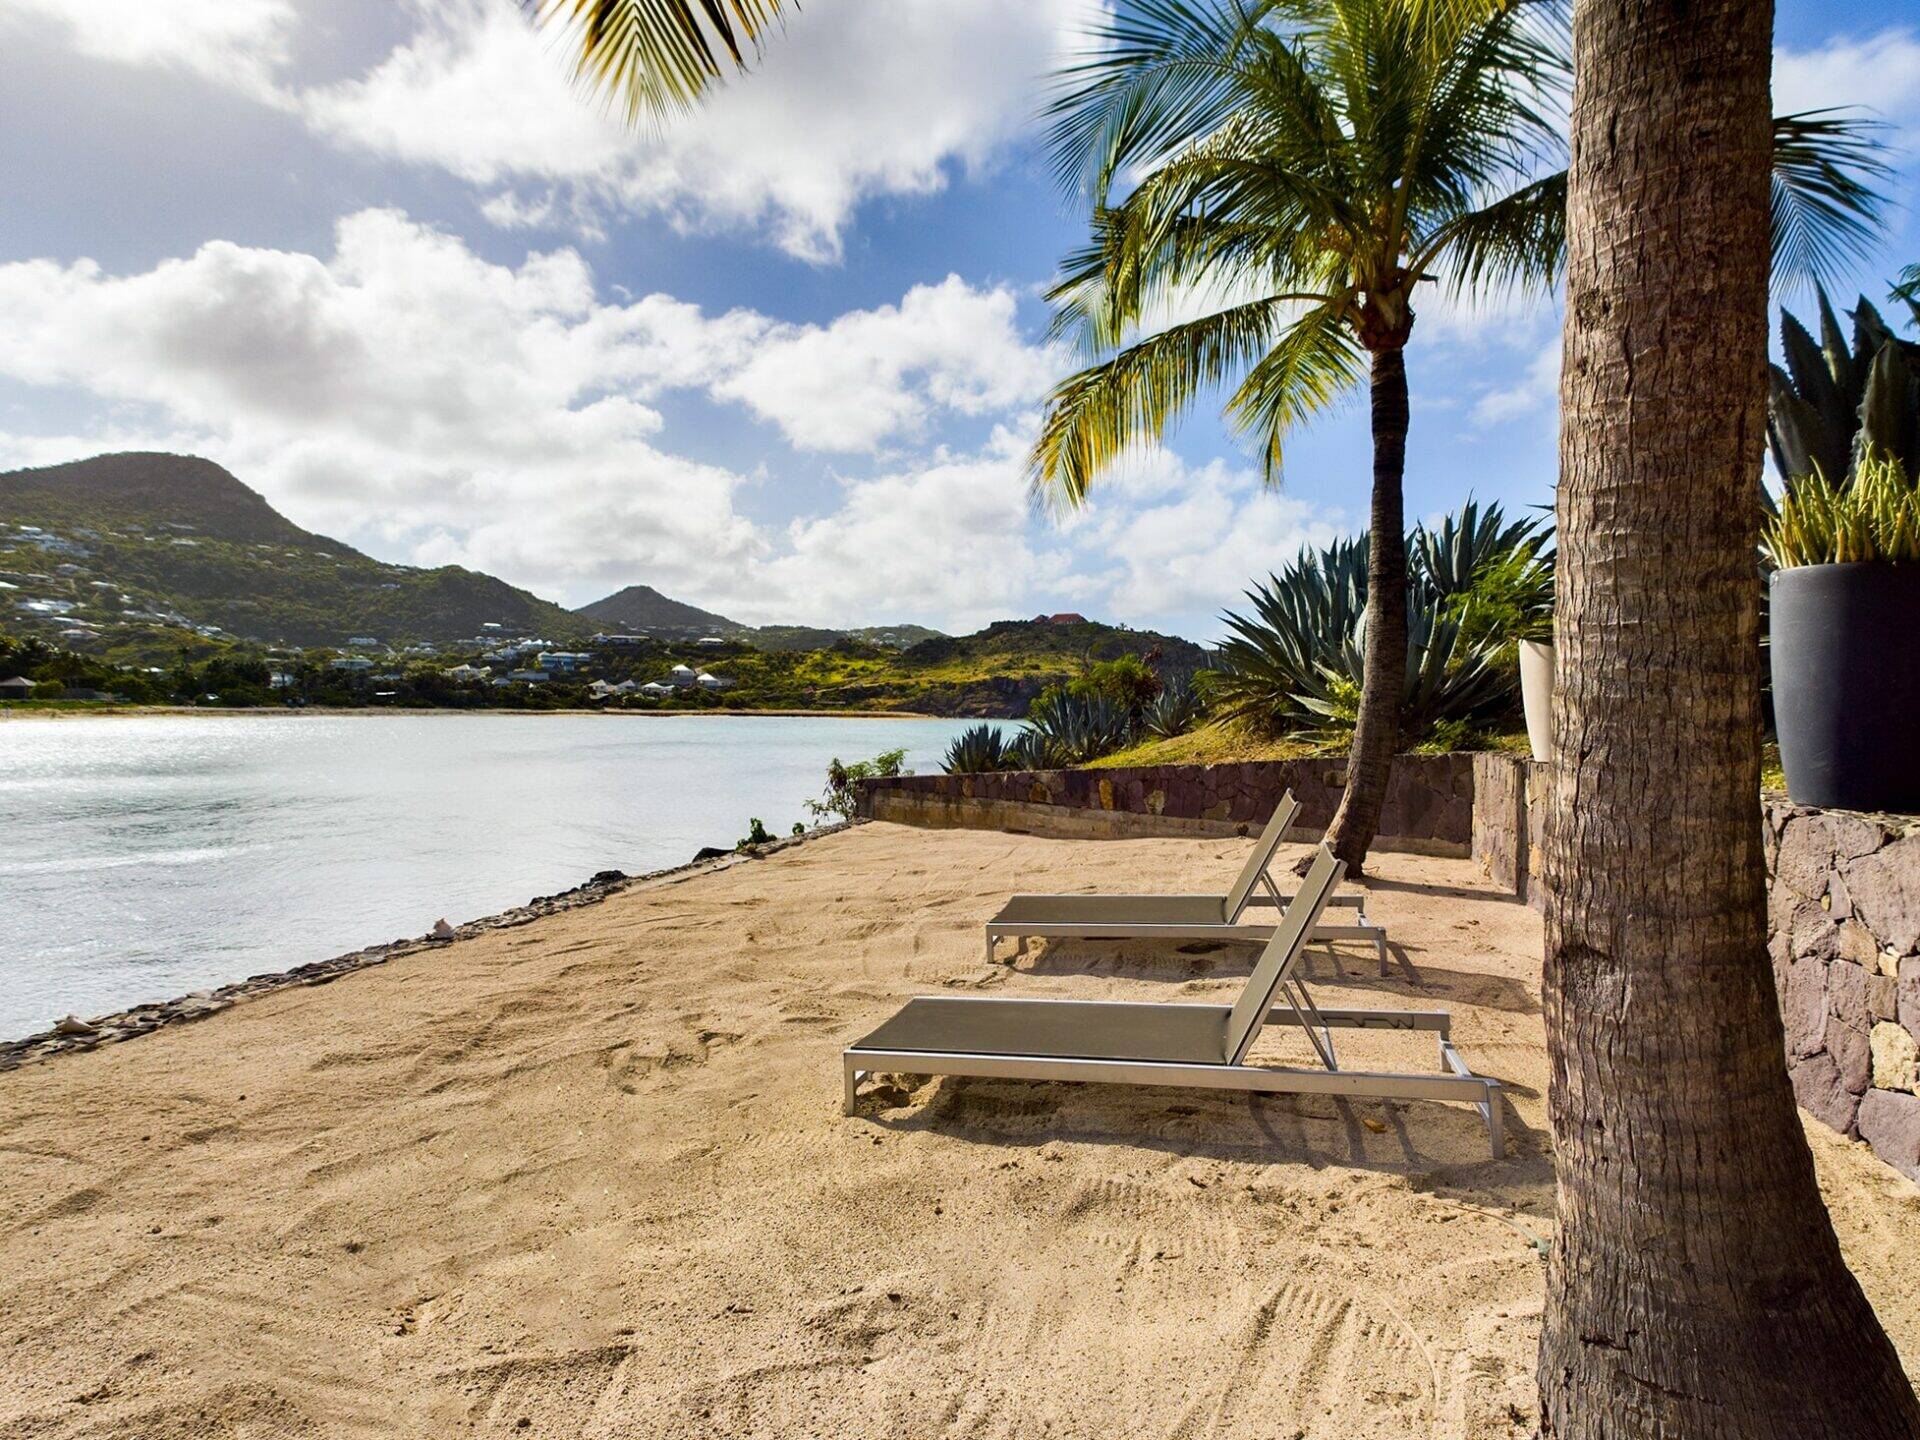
1765;804;1920;1181
1468;752;1920;1183
854;754;1476;855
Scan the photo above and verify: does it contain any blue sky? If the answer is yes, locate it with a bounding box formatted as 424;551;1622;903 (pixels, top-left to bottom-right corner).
0;0;1915;640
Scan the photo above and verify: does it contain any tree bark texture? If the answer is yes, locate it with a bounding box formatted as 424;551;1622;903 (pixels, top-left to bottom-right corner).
1538;0;1920;1434
1322;345;1410;876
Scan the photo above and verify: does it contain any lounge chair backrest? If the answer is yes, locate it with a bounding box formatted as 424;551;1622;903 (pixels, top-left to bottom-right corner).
1221;845;1346;1064
1221;792;1301;922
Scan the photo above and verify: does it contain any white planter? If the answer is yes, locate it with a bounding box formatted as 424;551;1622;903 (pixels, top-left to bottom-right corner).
1519;639;1554;762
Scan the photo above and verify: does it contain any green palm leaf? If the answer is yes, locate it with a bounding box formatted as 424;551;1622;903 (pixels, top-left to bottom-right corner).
527;0;788;119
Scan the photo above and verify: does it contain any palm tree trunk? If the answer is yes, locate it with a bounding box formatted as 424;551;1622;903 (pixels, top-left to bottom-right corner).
1538;0;1920;1433
1321;346;1409;877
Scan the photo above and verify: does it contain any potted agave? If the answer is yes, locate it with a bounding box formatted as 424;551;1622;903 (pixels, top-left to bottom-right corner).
1766;456;1920;811
1764;287;1920;811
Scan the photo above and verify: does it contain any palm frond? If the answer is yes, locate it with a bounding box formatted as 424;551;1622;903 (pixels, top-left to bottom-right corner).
1224;300;1367;480
1031;296;1293;509
528;0;788;121
1770;110;1892;294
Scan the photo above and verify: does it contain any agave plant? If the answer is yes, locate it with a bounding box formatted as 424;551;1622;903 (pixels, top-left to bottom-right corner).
941;723;1010;775
1213;500;1541;740
1764;455;1920;567
1143;676;1207;739
1018;689;1136;767
1768;289;1920;488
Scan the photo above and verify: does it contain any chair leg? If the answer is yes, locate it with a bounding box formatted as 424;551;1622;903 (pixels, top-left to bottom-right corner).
843;1064;859;1116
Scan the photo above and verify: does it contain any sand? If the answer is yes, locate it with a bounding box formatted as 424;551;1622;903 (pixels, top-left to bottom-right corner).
2;823;1916;1438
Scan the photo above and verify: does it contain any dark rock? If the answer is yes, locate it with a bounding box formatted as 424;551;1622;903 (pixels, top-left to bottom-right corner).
1842;833;1920;955
693;848;729;862
1868;971;1900;1023
1901;957;1920;1044
1773;814;1833;902
1829;1021;1872;1095
1789;901;1840;964
1783;957;1829;1057
1857;1089;1920;1183
1827;960;1871;1032
1790;1052;1860;1136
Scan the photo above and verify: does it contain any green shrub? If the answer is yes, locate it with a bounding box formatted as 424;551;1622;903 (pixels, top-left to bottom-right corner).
806;747;908;823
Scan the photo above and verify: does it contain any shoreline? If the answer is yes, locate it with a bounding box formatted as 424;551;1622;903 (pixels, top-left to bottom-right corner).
0;821;853;1071
0;704;955;721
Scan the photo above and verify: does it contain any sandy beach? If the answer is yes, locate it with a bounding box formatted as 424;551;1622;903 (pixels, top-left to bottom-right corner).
2;823;1915;1438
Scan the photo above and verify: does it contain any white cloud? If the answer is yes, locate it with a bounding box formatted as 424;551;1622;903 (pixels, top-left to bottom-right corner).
712;278;1056;451
0;210;1339;633
1469;340;1561;427
0;0;298;105
303;0;1089;262
0;210;1106;627
1775;29;1920;132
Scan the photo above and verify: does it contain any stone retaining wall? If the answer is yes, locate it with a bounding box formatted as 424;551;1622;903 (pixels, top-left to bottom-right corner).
1467;753;1920;1182
1765;804;1920;1181
855;754;1476;856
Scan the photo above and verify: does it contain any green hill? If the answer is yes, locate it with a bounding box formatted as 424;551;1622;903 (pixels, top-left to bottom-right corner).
0;453;587;654
572;583;745;636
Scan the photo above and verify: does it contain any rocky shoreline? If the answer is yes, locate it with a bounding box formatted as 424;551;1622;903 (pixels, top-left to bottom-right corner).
0;821;852;1074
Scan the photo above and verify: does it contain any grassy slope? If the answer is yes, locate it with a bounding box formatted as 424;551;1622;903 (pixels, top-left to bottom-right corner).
1087;719;1534;768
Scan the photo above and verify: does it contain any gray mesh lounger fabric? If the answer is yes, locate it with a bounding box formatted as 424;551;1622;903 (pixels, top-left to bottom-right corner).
845;845;1504;1156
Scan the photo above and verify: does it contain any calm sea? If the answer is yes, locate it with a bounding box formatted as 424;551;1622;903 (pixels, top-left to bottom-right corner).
0;713;988;1039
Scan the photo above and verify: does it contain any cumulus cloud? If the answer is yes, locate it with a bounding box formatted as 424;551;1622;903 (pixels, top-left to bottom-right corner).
1469;341;1561;428
1;0;299;105
302;0;1088;261
0;208;1318;630
1775;28;1920;134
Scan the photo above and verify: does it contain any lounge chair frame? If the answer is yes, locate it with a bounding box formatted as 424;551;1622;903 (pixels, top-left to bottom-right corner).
847;848;1503;1157
983;793;1389;968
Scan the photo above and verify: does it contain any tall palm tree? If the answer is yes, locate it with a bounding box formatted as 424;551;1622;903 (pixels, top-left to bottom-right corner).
1031;0;1885;873
1540;0;1919;1430
526;0;787;119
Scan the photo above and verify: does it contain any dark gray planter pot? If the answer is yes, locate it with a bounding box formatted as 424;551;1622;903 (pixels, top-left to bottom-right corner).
1770;563;1920;813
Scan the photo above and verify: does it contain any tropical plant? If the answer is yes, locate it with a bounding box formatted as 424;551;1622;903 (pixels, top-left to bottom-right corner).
1213;501;1542;740
1143;674;1207;738
1768;288;1920;488
805;747;907;823
1019;689;1136;767
1031;0;1886;871
1442;544;1554;652
1068;653;1163;719
1763;455;1920;567
941;722;1010;775
526;1;786;119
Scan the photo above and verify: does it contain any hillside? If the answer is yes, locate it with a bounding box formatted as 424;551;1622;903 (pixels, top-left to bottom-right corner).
572;584;744;636
0;453;588;654
571;588;944;653
581;617;1210;716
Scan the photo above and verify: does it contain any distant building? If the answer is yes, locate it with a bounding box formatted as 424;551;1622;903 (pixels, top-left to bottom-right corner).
329;657;374;673
0;676;37;697
444;664;489;682
697;636;727;646
665;663;698;688
640;681;674;697
347;635;379;648
536;651;592;674
591;633;646;647
696;672;732;691
506;669;550;684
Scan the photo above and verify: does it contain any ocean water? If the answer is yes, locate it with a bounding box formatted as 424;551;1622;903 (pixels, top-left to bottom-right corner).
0;713;989;1039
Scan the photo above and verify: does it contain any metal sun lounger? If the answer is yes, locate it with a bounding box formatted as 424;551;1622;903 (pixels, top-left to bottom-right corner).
845;846;1504;1157
982;791;1389;968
